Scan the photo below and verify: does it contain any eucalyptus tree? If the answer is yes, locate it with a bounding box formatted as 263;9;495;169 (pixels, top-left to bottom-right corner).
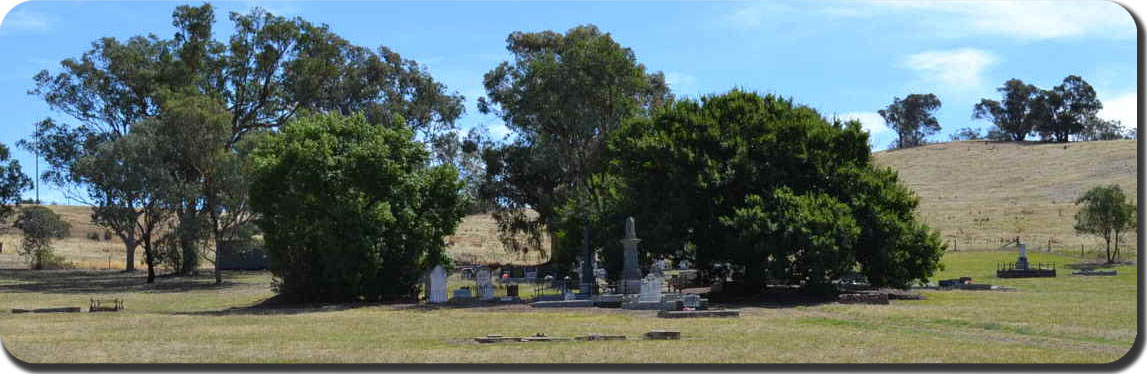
0;142;32;222
478;25;672;260
878;94;942;149
973;79;1043;142
23;3;463;273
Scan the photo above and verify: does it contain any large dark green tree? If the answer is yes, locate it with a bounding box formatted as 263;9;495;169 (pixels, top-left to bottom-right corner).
878;93;942;149
23;3;464;274
1035;75;1102;142
0;142;33;222
478;25;672;263
249;113;467;302
609;90;945;291
973;79;1043;142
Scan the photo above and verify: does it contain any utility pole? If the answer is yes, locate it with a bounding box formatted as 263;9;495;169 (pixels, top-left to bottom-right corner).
34;149;39;204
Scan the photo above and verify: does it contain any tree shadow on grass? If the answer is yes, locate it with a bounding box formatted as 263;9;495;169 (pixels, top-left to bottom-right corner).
174;294;428;316
0;269;241;294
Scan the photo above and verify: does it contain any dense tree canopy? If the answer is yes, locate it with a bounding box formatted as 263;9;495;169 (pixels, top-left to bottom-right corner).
973;79;1043;142
608;90;945;290
0;142;32;222
23;3;464;274
249;113;467;302
974;76;1104;143
478;24;671;261
1035;75;1102;142
878;93;942;149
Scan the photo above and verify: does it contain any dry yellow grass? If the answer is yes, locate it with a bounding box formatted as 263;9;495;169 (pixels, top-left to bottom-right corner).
446;213;550;266
873;140;1137;257
1;207;549;270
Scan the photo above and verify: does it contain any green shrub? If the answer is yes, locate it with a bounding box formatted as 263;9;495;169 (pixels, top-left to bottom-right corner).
13;206;72;270
250;113;467;302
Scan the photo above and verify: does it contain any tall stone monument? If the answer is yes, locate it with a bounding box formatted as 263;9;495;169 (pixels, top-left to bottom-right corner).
619;217;643;294
1016;242;1029;270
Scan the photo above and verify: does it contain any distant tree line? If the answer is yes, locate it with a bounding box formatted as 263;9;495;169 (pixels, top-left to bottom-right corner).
880;75;1131;150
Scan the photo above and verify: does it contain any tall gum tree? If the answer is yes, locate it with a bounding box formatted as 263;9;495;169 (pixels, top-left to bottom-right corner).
22;3;464;274
478;25;672;266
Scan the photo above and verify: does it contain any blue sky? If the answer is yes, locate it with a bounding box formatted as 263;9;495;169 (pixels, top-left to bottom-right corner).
0;0;1139;205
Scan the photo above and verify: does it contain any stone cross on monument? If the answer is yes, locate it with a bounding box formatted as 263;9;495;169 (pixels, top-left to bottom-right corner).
1016;242;1029;270
619;217;643;294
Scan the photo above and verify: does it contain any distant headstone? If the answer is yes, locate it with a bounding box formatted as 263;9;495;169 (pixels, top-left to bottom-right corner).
563;290;576;301
426;264;448;304
683;294;702;309
476;267;495;300
638;273;663;303
453;288;473;299
525;269;538;280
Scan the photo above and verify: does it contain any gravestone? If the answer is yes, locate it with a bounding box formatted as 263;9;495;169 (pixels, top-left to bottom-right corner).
525;268;538;280
638;274;663;303
426;264;448;303
453;288;473;299
476;267;496;301
619;217;643;294
1016;243;1029;270
683;294;702;309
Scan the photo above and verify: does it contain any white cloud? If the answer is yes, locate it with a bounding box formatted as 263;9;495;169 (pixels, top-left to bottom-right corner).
900;49;997;91
727;1;798;29
867;0;1135;40
728;0;1134;40
837;112;889;135
665;72;698;97
1;8;50;32
1099;92;1137;128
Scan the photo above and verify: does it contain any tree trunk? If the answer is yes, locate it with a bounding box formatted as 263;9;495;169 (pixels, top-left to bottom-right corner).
178;207;201;275
123;238;138;272
1104;232;1113;264
1113;231;1120;263
143;237;156;284
214;240;223;285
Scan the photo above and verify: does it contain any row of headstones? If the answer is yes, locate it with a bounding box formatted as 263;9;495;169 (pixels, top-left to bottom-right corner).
426;265;500;303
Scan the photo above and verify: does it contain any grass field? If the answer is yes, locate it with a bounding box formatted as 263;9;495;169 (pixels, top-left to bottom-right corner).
873;140;1137;257
0;250;1135;364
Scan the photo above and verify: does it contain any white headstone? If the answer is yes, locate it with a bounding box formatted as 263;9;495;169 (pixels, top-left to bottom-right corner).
639;273;662;303
427;265;448;303
525;269;538;280
476;267;495;300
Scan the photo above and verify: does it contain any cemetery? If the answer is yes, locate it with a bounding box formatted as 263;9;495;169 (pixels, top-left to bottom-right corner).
0;0;1136;366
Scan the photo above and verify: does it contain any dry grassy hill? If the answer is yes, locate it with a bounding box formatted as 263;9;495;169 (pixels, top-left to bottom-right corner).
873;140;1137;257
0;206;549;270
